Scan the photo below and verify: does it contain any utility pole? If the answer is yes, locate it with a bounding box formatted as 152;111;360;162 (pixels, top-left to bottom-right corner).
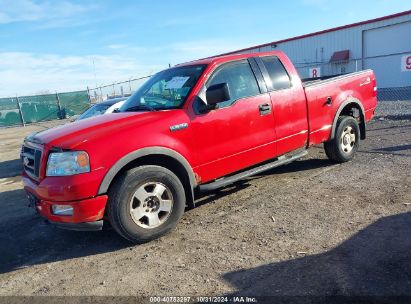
92;57;97;89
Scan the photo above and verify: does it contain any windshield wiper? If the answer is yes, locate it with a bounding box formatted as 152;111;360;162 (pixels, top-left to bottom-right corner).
123;105;157;112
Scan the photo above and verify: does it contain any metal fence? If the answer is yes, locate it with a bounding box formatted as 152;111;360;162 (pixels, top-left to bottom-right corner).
0;75;152;128
2;55;410;128
294;56;411;101
88;75;151;103
0;90;90;127
295;59;362;79
377;86;411;101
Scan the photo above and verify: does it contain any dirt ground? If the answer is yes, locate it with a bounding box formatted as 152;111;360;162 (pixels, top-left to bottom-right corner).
0;107;410;299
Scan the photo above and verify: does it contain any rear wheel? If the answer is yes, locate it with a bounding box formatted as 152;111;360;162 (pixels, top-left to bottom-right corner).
324;116;360;163
107;165;186;243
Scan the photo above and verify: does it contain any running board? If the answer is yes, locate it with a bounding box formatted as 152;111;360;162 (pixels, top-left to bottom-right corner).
198;150;308;192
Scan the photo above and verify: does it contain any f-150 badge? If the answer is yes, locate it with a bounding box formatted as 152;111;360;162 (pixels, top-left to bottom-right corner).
170;123;188;132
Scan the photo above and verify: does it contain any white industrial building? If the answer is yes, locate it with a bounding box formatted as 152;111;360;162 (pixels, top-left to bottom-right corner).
220;10;411;99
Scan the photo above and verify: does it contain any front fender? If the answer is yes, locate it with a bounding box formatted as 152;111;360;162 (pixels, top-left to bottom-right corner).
97;146;196;195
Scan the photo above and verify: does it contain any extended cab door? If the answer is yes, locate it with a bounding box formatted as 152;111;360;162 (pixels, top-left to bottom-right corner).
191;59;277;183
256;55;308;156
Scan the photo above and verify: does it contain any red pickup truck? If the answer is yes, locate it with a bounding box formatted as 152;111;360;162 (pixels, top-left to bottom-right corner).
21;51;377;243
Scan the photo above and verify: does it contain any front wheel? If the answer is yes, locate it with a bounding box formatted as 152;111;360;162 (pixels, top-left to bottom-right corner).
324;116;360;163
107;165;186;243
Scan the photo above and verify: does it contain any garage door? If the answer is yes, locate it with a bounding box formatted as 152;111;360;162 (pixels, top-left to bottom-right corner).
363;21;411;88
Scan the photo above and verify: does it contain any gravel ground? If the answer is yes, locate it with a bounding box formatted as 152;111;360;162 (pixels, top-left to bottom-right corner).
0;103;410;300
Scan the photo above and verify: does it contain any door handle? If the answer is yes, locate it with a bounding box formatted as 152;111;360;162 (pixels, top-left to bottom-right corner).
259;103;271;115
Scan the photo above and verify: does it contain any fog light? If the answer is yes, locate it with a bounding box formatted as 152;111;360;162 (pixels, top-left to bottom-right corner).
52;205;74;216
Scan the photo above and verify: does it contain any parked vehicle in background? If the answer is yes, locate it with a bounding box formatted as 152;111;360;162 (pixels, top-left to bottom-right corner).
105;99;127;113
76;97;128;121
21;51;377;243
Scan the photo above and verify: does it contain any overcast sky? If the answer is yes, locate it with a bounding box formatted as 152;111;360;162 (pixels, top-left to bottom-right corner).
0;0;410;97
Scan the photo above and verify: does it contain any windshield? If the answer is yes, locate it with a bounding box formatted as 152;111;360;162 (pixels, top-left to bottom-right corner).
77;104;110;120
120;64;206;112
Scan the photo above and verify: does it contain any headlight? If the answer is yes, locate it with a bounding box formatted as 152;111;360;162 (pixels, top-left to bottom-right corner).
46;151;90;176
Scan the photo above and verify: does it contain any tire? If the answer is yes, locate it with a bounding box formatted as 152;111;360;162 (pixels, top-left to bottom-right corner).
107;165;186;243
324;116;360;163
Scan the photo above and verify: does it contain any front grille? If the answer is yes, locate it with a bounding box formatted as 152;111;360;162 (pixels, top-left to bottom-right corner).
21;144;42;180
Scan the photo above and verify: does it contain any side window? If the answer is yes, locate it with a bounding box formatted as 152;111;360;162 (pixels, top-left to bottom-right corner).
207;60;260;107
261;56;291;90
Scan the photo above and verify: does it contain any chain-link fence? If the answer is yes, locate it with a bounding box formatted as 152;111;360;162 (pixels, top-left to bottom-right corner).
295;59;362;79
2;53;410;128
0;97;22;127
294;54;411;101
88;75;151;103
0;90;90;127
0;75;152;128
377;86;411;102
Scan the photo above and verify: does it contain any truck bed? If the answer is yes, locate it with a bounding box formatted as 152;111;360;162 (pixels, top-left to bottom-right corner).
302;70;377;146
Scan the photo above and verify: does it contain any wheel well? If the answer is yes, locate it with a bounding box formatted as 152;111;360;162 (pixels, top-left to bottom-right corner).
338;102;366;140
107;154;195;208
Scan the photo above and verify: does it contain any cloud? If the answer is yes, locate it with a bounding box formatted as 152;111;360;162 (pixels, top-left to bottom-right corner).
0;0;94;28
169;39;251;59
0;52;164;97
0;39;250;97
106;44;128;50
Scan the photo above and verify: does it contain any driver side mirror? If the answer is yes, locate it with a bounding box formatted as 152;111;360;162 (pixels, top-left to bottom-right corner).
206;83;230;107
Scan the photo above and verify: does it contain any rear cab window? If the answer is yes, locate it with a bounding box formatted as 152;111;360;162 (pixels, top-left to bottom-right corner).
260;56;291;91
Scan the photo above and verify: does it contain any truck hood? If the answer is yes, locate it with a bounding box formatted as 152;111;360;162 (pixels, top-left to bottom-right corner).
29;111;182;149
